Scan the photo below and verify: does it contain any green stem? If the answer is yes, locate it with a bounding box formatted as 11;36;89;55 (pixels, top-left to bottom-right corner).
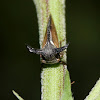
33;0;73;100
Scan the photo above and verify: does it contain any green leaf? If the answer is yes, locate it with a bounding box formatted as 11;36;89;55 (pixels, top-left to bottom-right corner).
12;90;24;100
84;78;100;100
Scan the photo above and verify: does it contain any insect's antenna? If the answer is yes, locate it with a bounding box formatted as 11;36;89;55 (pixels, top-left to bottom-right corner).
26;45;43;55
47;15;51;43
54;43;69;53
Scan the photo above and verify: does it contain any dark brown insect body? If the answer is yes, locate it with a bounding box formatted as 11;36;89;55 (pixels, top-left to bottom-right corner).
27;16;69;64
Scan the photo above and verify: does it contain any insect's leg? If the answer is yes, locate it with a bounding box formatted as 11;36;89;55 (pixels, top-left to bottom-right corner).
71;81;75;85
59;60;67;65
40;55;46;64
41;63;44;69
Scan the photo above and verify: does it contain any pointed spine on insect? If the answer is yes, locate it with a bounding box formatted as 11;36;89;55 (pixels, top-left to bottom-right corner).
26;15;69;64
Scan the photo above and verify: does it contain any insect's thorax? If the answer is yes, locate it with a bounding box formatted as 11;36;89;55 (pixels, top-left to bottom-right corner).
41;41;60;64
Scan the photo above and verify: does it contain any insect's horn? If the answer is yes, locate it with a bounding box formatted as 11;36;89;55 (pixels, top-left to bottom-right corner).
26;45;43;55
54;43;69;53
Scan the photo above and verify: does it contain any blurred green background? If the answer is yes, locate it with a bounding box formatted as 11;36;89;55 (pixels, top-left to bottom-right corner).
0;0;100;100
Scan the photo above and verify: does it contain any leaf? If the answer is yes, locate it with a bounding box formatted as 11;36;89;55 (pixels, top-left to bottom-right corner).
12;90;24;100
84;78;100;100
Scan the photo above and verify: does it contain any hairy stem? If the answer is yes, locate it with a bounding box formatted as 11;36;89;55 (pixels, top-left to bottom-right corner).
33;0;73;100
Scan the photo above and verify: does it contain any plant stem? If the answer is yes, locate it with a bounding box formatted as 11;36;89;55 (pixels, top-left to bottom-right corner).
33;0;73;100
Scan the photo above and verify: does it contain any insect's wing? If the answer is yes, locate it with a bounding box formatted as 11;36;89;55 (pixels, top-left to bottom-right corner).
50;16;59;48
42;16;59;48
42;29;47;48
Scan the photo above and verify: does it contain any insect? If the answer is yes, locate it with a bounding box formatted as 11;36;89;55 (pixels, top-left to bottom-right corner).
26;15;69;64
